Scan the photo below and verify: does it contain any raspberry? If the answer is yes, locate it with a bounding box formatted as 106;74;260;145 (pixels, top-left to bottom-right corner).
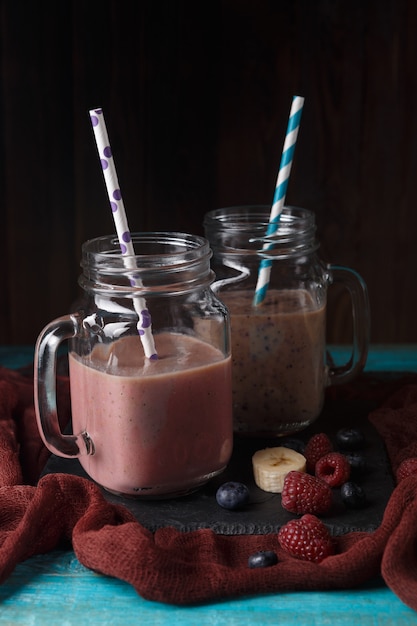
304;433;333;473
278;514;335;563
315;452;351;487
396;457;417;483
281;470;333;515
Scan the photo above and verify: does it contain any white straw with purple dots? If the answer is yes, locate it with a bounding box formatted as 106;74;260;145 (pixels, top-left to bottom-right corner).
89;108;158;360
253;95;304;306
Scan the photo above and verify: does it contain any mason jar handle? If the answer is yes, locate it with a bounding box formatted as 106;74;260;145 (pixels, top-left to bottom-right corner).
326;264;370;385
34;313;94;458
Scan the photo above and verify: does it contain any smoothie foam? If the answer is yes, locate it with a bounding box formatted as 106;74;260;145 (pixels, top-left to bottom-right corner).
69;332;233;497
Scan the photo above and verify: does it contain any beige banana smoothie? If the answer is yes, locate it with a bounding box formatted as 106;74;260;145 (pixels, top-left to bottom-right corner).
220;289;327;436
69;332;233;497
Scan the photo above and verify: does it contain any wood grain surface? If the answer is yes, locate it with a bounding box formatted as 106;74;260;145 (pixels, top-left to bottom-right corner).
1;551;417;626
1;0;416;345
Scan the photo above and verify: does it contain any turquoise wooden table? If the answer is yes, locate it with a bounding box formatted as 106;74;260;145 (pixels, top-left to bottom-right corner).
1;345;417;626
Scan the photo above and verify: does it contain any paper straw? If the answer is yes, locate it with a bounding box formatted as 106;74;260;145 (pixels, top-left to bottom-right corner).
89;107;158;360
253;95;305;306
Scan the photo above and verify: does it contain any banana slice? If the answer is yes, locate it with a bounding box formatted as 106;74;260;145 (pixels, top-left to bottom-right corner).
252;446;307;493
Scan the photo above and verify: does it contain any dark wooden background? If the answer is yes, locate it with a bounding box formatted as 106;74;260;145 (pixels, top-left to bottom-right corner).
1;0;416;346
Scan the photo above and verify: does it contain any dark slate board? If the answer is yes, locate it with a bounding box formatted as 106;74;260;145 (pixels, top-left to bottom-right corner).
41;372;401;537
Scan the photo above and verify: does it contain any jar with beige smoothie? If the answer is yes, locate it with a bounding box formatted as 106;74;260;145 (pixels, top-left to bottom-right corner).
204;206;370;437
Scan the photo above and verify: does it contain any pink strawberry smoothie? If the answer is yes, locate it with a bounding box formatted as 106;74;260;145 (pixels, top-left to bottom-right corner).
220;289;327;435
68;332;233;497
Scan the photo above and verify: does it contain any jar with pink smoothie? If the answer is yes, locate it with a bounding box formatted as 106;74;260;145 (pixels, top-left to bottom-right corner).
34;233;233;498
204;206;370;437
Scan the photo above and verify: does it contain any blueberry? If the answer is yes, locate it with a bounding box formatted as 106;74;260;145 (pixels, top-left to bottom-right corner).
336;427;366;451
216;481;250;510
248;550;278;568
345;452;367;476
341;481;367;509
281;438;306;455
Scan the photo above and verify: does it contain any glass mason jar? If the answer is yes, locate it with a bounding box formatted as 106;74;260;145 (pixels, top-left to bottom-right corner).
203;205;370;437
34;233;233;498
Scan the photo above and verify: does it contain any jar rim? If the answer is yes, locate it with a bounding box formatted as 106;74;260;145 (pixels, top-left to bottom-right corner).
204;205;314;228
79;232;214;296
81;232;211;268
203;205;318;257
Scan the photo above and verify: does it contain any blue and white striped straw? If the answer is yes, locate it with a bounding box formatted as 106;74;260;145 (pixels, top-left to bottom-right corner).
253;95;305;306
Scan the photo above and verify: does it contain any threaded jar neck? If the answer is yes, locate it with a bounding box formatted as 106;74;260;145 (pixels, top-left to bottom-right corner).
204;205;318;259
79;232;214;296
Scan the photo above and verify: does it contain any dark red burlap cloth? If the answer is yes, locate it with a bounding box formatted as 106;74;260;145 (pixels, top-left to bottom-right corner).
1;365;417;609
